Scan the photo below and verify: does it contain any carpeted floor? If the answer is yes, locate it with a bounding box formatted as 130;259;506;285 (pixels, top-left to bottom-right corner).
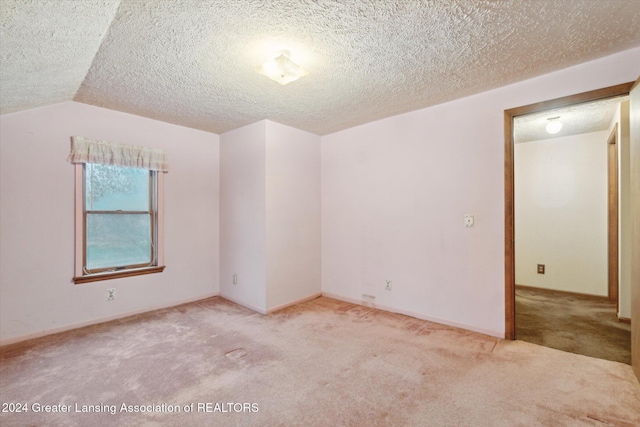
515;286;631;364
1;296;639;426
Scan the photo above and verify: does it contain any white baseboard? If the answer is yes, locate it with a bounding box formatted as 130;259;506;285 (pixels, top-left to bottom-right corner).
321;292;504;339
266;292;322;314
0;292;219;347
218;293;268;314
1;290;504;347
218;292;323;315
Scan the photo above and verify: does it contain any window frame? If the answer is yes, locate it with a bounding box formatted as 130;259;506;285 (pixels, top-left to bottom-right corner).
73;163;165;284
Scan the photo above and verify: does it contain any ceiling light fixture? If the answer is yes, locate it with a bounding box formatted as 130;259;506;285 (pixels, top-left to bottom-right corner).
256;50;307;85
545;116;562;134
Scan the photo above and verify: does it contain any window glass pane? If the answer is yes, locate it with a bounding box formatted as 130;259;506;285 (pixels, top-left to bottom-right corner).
86;214;151;269
86;164;149;211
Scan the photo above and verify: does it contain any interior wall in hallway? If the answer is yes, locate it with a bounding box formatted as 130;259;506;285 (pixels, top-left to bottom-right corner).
515;131;609;296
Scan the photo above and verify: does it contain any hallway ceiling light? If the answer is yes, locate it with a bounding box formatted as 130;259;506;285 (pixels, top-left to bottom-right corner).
545;116;563;134
256;50;307;85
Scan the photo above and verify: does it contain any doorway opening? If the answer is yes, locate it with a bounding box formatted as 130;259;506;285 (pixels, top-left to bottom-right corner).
504;82;634;363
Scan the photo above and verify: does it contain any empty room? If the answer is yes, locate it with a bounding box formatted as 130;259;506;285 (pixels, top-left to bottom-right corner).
1;1;639;426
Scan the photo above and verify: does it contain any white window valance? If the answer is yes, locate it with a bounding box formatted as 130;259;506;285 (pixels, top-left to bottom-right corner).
67;136;169;172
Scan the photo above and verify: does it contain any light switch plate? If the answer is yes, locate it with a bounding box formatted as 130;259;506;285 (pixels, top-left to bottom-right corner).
464;214;474;228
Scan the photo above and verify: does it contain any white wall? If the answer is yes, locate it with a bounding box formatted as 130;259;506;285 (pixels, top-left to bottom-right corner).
2;49;638;344
514;131;608;296
219;121;267;311
321;47;640;337
220;120;321;313
612;101;632;318
0;101;219;344
265;121;321;310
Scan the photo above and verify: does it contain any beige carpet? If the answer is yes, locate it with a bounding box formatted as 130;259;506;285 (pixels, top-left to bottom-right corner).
1;296;639;426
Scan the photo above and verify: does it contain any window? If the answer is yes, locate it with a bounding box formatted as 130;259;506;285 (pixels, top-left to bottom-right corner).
68;136;167;284
84;163;157;272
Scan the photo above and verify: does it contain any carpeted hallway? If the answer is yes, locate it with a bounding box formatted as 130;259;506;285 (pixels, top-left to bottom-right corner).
515;286;631;364
1;296;639;426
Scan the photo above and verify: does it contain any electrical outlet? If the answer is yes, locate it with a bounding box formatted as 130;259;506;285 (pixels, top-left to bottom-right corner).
385;280;392;291
106;288;115;301
233;273;238;284
537;264;545;274
464;214;474;228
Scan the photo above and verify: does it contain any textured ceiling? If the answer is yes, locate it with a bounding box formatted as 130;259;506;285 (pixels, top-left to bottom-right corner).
2;0;640;136
0;0;120;114
514;96;628;143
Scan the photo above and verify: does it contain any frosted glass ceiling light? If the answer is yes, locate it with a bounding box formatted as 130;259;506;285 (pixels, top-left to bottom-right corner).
546;116;562;134
256;50;307;85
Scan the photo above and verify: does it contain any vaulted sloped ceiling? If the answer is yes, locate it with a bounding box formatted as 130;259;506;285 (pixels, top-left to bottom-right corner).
0;0;121;114
2;0;640;136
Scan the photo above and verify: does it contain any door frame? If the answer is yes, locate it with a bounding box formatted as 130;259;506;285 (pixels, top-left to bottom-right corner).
607;124;619;306
504;81;634;340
